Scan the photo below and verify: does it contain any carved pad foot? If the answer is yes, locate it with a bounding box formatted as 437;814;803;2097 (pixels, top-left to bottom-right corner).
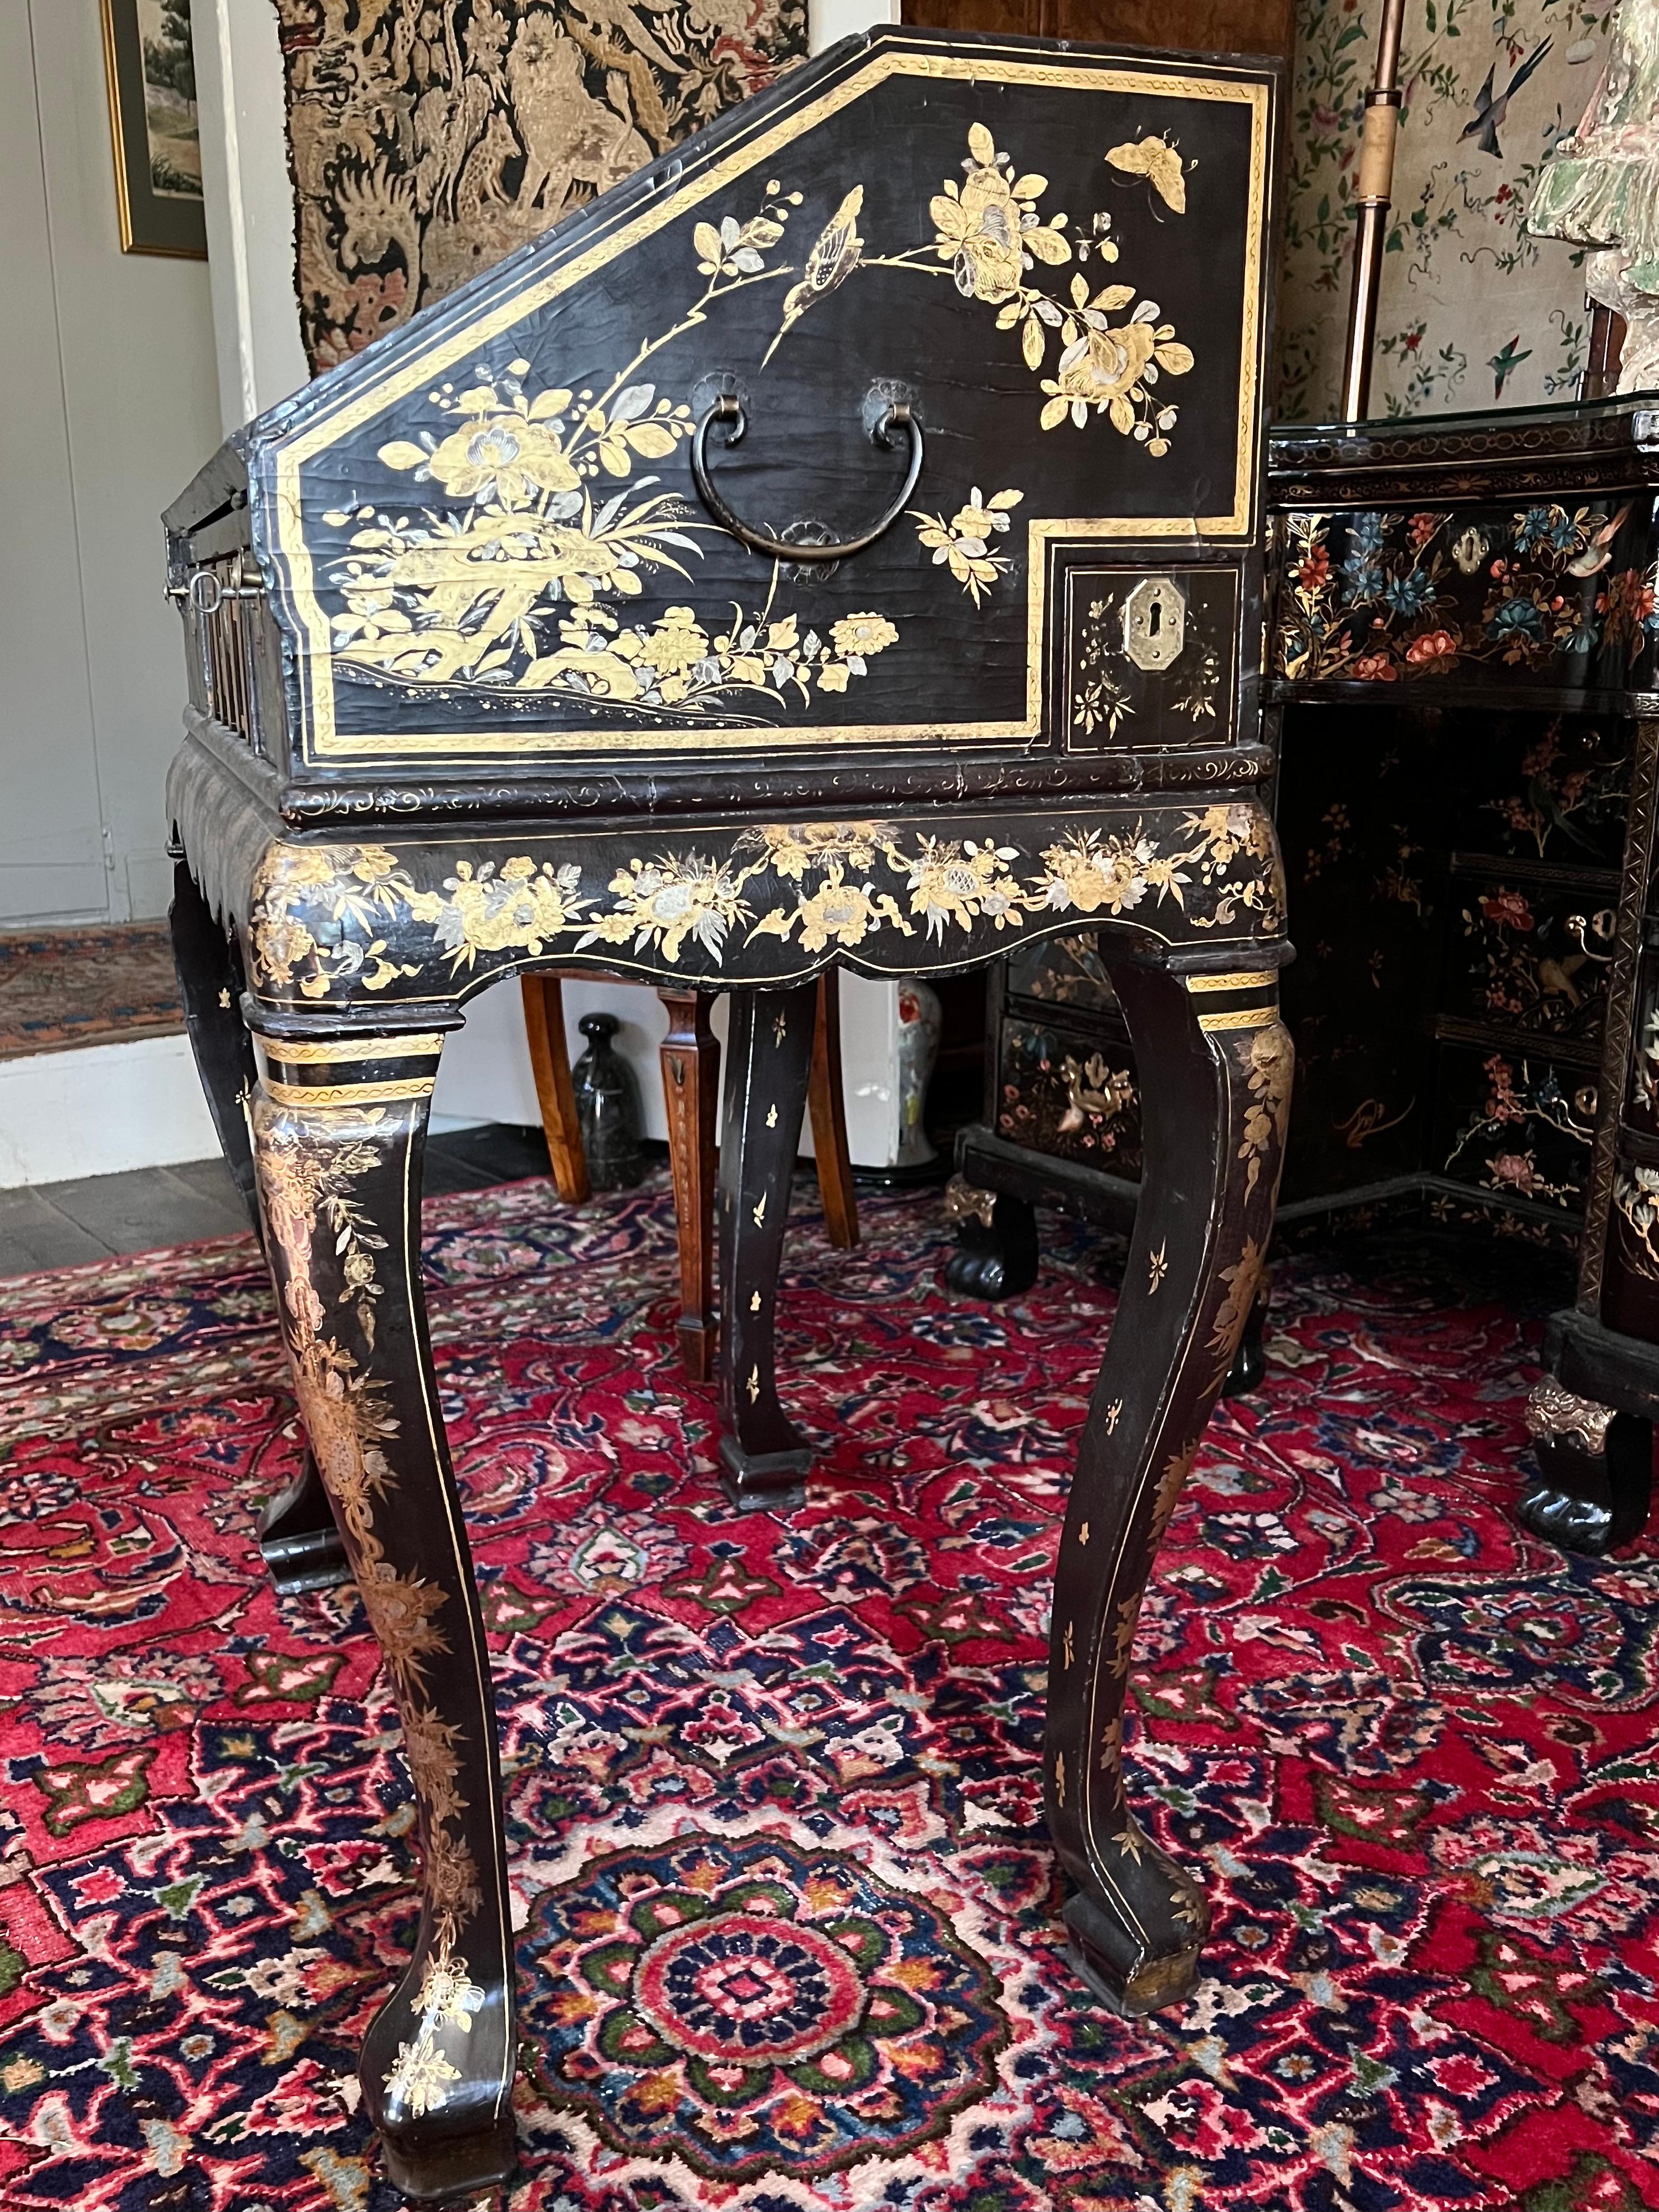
378;2120;518;2204
1061;1829;1211;2019
718;1433;812;1513
378;2115;520;2203
256;1451;349;1594
942;1180;1038;1301
1520;1381;1652;1555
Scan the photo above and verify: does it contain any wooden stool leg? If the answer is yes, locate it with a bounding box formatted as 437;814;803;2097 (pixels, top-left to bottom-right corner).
521;974;589;1204
809;970;859;1251
659;987;721;1380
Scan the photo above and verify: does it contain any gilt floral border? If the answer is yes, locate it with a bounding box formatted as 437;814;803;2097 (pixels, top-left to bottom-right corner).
247;807;1285;1005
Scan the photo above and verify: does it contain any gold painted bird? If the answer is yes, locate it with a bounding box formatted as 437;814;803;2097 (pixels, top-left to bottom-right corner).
762;187;864;365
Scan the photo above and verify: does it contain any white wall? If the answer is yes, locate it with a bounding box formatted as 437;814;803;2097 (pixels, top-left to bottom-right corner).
190;0;307;432
811;0;899;52
0;0;223;925
0;1035;217;1189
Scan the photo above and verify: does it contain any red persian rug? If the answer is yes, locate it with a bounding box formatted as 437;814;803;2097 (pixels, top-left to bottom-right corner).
0;1174;1656;2210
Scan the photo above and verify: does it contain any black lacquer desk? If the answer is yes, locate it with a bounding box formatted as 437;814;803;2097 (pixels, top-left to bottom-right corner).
163;28;1284;2196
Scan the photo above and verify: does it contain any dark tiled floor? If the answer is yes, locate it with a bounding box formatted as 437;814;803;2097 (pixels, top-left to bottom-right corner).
0;1124;560;1280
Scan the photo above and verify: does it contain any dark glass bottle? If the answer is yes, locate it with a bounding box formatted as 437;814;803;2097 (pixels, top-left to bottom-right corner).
570;1010;645;1189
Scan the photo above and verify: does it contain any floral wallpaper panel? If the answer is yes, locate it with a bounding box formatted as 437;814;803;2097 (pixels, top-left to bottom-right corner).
1279;0;1617;419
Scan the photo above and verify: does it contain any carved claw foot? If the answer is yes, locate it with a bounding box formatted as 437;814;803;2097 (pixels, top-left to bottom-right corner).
257;1450;349;1594
1520;1380;1652;1554
942;1178;1038;1301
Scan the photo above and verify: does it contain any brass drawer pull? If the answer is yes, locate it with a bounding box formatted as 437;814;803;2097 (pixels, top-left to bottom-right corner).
690;392;923;562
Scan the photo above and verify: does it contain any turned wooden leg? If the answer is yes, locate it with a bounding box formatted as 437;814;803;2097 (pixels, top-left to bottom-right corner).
249;1028;516;2198
1046;964;1291;2016
659;987;720;1380
171;860;346;1593
1520;1380;1653;1554
521;974;590;1205
716;983;817;1510
810;971;859;1252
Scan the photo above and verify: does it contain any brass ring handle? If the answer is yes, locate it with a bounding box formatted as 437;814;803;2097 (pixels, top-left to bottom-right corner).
689;393;923;562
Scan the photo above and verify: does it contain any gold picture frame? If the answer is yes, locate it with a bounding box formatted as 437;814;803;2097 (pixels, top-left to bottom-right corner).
100;0;207;258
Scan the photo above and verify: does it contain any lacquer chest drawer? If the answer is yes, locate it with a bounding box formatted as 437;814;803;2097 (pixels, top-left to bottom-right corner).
1269;497;1659;698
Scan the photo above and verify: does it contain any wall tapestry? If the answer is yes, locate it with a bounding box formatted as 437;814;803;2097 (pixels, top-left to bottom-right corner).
269;0;808;374
1279;0;1616;419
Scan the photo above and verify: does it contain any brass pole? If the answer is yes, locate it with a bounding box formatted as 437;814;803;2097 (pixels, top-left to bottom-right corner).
1339;0;1407;422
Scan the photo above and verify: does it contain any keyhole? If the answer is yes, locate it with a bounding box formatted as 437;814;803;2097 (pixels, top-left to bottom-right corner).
1121;576;1186;670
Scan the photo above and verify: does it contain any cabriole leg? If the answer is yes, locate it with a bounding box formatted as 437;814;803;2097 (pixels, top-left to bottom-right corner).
169;856;259;1228
248;1029;516;2199
170;859;345;1592
716;982;818;1509
1046;964;1291;2016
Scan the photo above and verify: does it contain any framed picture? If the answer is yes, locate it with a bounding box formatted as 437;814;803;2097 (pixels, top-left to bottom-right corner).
100;0;207;258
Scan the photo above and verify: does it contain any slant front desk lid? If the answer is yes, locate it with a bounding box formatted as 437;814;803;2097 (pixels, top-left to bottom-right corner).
239;26;1275;769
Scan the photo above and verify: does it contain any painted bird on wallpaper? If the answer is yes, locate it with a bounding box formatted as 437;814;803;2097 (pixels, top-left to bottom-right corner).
1461;38;1553;158
764;187;864;363
1487;333;1533;398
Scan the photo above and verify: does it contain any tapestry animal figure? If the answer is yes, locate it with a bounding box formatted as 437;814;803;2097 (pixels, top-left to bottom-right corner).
507;13;651;213
272;0;806;371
